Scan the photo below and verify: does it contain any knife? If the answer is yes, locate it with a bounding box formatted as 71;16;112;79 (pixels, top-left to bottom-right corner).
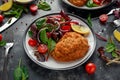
0;17;18;33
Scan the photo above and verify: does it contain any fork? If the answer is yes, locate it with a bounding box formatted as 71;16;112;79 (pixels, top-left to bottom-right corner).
2;42;14;80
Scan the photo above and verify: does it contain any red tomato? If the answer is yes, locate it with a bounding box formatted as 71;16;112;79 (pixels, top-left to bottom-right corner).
61;25;71;31
28;38;37;47
0;15;4;23
99;14;108;23
29;4;38;14
85;62;96;74
37;44;48;54
0;34;3;41
93;0;101;5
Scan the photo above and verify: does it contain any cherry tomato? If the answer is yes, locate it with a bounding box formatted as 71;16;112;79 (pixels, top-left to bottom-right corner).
28;38;37;47
0;34;3;41
29;4;38;14
93;0;101;5
61;25;71;31
37;44;48;54
85;62;96;74
0;15;4;23
99;14;108;23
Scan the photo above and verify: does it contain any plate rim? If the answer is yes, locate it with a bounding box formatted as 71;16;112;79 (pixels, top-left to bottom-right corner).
62;0;113;10
23;13;96;70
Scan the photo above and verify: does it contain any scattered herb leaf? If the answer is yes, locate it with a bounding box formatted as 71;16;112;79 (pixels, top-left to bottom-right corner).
37;1;51;11
14;59;29;80
87;14;92;27
36;18;46;29
0;41;6;46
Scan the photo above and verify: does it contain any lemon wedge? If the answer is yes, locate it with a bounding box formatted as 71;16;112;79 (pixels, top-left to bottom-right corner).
71;24;90;36
0;0;13;11
113;29;120;42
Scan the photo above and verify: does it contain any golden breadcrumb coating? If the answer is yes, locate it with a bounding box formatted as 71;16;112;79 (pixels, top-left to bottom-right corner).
68;0;87;7
51;32;89;62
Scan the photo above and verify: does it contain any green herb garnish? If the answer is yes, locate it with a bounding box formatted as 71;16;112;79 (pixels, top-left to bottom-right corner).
86;0;98;7
105;38;118;57
35;18;46;29
14;59;29;80
0;41;6;47
87;14;92;27
37;1;51;11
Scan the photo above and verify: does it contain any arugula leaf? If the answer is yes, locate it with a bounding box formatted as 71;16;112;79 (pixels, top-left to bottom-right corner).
112;51;118;58
87;14;92;27
0;41;6;47
35;18;46;29
40;29;48;44
28;31;33;37
38;1;51;11
48;38;56;52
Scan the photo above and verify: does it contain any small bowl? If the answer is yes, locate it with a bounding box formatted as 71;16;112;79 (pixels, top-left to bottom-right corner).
15;0;34;4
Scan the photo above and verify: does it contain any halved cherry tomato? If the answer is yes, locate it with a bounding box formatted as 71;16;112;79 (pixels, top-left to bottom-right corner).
0;34;3;41
99;14;108;23
0;14;4;23
28;38;37;47
61;25;71;31
85;62;96;74
93;0;101;5
37;44;48;54
29;4;38;14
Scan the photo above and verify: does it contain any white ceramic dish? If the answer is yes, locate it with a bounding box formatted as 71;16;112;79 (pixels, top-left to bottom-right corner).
15;0;33;4
62;0;113;10
23;13;96;70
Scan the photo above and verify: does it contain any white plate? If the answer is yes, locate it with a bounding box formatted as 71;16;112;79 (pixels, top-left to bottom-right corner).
62;0;113;10
23;13;96;70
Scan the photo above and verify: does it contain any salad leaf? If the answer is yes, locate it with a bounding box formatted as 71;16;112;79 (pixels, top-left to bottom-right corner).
40;29;48;44
48;38;56;52
28;31;33;37
86;0;98;7
0;41;6;46
35;18;46;29
37;1;51;11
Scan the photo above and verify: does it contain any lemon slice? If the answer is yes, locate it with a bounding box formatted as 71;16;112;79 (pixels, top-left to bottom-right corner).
113;29;120;42
71;24;90;36
0;0;13;11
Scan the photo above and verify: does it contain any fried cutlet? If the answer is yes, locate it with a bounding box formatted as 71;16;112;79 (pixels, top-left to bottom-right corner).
51;32;89;62
68;0;87;7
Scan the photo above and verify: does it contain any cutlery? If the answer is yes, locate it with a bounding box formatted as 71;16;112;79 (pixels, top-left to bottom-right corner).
107;8;120;15
113;19;120;27
2;42;14;80
0;17;18;33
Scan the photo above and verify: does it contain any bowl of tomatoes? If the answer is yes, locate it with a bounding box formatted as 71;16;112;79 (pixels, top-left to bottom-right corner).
23;11;96;70
62;0;114;10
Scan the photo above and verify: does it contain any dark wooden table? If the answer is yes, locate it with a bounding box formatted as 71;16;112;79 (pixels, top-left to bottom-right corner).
0;0;120;80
